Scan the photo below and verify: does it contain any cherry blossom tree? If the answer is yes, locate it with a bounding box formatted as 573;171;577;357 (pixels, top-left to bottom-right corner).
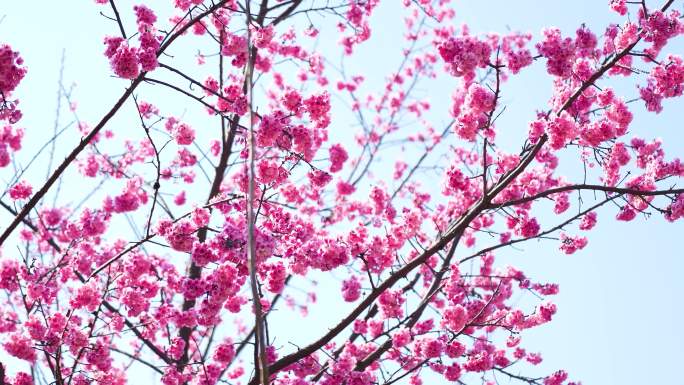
1;1;684;385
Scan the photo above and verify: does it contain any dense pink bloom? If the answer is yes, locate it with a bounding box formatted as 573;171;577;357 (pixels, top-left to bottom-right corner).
304;92;331;128
439;35;492;80
554;193;570;214
533;283;560;295
0;2;682;385
214;339;236;363
616;206;637;221
441;304;468;332
0;44;26;96
173;122;196;145
70;282;101;311
455;111;487;141
370;186;389;215
0;125;24;168
640;10;683;57
579;119;617;147
444;363;462;381
106;177;148;213
544;370;569;385
603;142;631;186
103;5;161;78
11;372;33;385
162;367;186;385
609;0;627;15
392;327;411;348
536;28;575;77
466;83;495;113
501;32;533;74
253;25;275;49
640;55;684;113
639;83;664;113
138;100;159;118
546;113;578;150
575;26;598;58
328;144;348;173
336;180;356;195
341;276;361;302
8;180;31;200
168;337;186;360
3;333;35;362
415;336;445;359
0;259;20;292
134;5;157;27
121;287;151;316
666;194;684;221
559;233;588;255
138;48;158;72
163;220;196;252
308;169;332;187
110;44;140;79
463;350;494;372
519;217;540;238
579;212;597;230
378;289;405;319
257;113;285;147
258;160;288;185
614;22;638;51
0;44;27;123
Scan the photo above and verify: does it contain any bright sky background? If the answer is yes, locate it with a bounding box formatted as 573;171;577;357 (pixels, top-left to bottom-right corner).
1;1;683;385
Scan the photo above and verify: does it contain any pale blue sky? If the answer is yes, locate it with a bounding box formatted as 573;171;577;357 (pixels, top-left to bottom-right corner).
1;1;683;384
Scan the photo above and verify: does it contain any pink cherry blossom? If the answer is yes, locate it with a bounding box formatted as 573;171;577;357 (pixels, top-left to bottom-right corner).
0;2;681;385
8;180;31;200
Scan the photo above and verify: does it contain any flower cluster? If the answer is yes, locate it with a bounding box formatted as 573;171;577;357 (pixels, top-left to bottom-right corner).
438;34;492;81
0;124;23;168
103;5;160;79
0;44;26;98
640;55;684;113
8;180;32;200
0;44;26;124
1;2;683;385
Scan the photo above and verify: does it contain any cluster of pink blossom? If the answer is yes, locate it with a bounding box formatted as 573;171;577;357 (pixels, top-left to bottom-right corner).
377;289;405;318
103;177;148;213
1;1;684;385
70;281;101;311
640;54;684;112
603;142;631;186
3;332;35;362
341;275;362;302
328;143;349;173
0;44;26;98
0;44;26;124
500;32;534;74
165;116;196;145
452;83;496;141
559;233;588;255
8;180;32;200
102;5;160;79
666;194;684;221
338;0;378;54
536;28;577;77
304;92;332;129
610;0;628;15
0;124;23;168
638;9;683;57
438;34;492;81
